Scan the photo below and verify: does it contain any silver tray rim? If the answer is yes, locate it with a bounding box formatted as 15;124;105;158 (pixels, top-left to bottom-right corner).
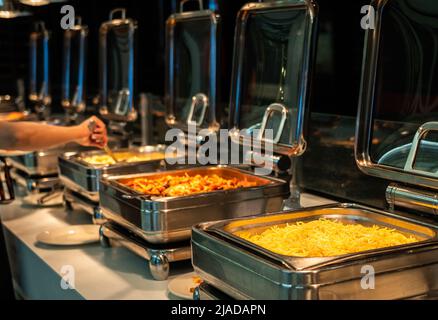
102;165;288;202
60;144;169;170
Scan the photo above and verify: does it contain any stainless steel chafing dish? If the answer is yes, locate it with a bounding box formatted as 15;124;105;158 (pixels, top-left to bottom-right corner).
59;145;168;203
8;142;93;195
192;203;438;300
59;8;141;218
99;166;289;244
193;0;438;300
9;149;59;176
98;0;315;281
96;2;230;280
9;143;80;177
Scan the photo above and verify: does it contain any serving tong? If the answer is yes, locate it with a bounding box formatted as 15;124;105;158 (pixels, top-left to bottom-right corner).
88;119;119;163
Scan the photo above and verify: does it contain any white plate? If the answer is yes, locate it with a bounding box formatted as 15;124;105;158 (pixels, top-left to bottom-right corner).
168;273;203;300
22;192;63;207
36;225;101;246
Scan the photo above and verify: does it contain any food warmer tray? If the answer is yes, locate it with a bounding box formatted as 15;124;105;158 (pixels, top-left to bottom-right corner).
10;168;59;194
192;203;438;300
99;166;289;244
58;145;170;202
9;148;66;176
8;141;93;176
99;222;191;281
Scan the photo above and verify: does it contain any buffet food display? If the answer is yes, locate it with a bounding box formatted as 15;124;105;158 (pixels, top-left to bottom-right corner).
99;166;288;243
192;204;438;300
5;0;438;301
192;0;438;300
58;146;169;224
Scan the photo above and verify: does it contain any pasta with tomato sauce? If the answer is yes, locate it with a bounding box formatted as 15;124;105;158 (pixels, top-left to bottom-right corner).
120;173;259;197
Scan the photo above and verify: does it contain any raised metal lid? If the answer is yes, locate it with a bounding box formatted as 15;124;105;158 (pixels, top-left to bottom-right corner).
356;0;438;190
165;0;221;133
228;0;317;156
99;8;137;122
62;17;88;115
29;21;50;110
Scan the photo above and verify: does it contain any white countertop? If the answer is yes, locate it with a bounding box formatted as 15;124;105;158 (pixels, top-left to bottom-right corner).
0;193;334;300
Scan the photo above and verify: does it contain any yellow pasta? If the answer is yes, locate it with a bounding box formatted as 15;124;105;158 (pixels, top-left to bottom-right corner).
82;152;164;165
236;218;418;257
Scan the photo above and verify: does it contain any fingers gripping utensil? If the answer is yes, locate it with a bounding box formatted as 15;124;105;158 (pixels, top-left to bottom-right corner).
88;120;118;163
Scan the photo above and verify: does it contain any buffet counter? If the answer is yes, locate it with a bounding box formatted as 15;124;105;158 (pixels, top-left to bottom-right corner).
0;193;334;300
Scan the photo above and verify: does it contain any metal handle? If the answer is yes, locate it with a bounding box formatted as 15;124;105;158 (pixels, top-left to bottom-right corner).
180;0;204;13
109;8;126;21
386;183;438;216
0;158;15;204
258;103;288;144
404;122;438;177
187;93;208;126
113;89;131;116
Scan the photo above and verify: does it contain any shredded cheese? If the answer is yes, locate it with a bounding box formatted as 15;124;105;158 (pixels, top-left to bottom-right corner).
236;218;418;257
82;152;164;165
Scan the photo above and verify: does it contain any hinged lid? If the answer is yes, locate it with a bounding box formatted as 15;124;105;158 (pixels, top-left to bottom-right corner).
356;0;438;190
62;17;88;116
29;21;51;115
228;0;318;157
165;0;221;134
99;8;137;122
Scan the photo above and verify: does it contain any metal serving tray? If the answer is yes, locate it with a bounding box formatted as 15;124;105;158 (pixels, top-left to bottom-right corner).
58;145;168;202
192;203;438;300
99;166;289;244
10;169;59;194
9;148;66;176
8;141;90;176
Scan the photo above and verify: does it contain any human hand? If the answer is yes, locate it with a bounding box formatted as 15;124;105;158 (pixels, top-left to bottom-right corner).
75;116;108;148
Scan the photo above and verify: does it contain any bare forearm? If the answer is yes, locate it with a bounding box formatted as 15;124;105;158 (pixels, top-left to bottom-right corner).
0;122;86;151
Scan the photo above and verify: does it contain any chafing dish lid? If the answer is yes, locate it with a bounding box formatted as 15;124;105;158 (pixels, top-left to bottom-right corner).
62;17;88;114
165;0;221;134
99;8;137;122
357;0;438;190
228;0;317;156
29;21;50;105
